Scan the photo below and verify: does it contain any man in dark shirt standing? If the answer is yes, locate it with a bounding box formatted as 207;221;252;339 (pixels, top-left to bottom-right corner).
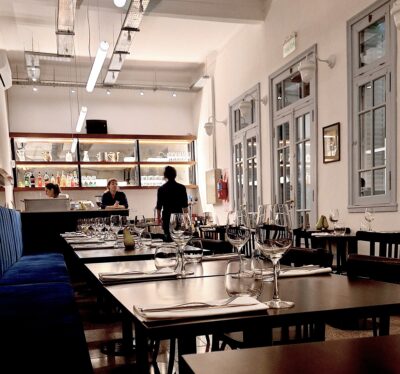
156;166;188;241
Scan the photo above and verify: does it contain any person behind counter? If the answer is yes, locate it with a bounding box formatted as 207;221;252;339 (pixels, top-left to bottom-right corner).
45;183;69;199
101;178;129;209
156;166;188;241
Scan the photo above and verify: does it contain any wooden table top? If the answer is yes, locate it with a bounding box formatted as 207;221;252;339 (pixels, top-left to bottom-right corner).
183;334;400;374
85;259;229;281
73;245;156;263
105;273;400;329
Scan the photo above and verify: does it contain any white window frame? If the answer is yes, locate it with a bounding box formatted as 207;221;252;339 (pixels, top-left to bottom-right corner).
229;83;262;212
347;0;397;212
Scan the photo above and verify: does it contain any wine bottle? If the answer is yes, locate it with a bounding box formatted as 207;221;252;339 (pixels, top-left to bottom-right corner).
44;171;50;186
37;171;43;188
30;172;35;188
56;171;61;185
50;174;56;184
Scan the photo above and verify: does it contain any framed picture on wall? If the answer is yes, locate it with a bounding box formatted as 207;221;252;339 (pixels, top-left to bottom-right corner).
323;123;340;163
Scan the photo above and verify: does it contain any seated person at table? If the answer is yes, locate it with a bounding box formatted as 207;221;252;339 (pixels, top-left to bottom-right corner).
45;183;69;199
101;178;129;209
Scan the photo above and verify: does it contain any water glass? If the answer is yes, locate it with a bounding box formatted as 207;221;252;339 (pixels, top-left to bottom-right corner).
334;223;346;236
225;259;262;297
183;238;203;263
154;245;178;271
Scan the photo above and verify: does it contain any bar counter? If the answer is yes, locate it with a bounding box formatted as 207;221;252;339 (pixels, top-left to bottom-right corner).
21;208;129;254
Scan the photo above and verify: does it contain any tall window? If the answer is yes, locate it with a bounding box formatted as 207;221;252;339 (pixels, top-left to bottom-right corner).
230;84;262;213
270;46;317;228
348;0;396;211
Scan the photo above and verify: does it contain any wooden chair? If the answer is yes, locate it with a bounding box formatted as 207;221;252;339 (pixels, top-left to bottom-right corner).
355;231;400;258
293;227;313;248
344;253;400;336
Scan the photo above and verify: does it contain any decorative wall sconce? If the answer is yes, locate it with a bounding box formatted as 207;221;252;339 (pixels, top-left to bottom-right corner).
391;1;400;29
238;93;268;118
204;116;227;136
298;54;336;83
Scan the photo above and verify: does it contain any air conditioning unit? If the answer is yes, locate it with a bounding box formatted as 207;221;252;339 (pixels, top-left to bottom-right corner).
0;50;12;90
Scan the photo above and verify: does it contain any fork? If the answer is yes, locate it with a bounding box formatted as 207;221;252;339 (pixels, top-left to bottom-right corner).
138;296;241;313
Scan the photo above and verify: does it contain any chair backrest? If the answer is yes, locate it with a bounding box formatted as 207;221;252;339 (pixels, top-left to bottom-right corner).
347;253;400;283
199;238;233;254
293;227;312;248
281;247;333;268
0;206;24;277
356;231;400;258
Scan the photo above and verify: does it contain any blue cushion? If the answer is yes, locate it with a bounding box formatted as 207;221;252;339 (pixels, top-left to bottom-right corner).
0;282;92;373
0;206;23;276
0;253;70;285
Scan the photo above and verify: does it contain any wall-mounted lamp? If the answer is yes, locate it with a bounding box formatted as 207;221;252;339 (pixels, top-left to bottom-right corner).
298;54;336;83
238;94;268;119
204;116;227;136
391;1;400;29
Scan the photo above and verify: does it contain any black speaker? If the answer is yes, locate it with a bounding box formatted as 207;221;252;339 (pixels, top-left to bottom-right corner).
86;119;108;134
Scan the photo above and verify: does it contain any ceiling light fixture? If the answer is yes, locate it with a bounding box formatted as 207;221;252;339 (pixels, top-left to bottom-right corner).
86;41;109;92
172;92;177;97
106;89;111;95
204;116;227;136
32;86;38;92
113;0;127;7
75;106;88;132
140;91;144;96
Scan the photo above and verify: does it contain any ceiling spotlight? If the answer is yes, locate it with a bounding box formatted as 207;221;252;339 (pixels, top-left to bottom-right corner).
172;92;177;97
32;86;38;92
113;0;127;7
71;88;76;93
106;89;111;95
140;91;144;96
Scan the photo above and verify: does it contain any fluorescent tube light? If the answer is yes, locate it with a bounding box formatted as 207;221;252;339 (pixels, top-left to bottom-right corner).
86;41;109;92
75;106;88;132
71;138;78;153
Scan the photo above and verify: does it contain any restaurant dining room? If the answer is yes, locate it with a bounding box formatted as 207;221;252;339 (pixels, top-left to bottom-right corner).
1;0;400;373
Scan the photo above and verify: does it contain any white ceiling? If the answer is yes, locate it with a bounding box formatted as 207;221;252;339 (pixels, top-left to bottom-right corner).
0;0;268;89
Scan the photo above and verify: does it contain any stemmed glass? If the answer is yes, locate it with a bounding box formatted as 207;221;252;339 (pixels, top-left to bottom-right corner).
329;209;339;229
110;215;122;248
364;208;375;231
225;209;251;277
170;212;193;276
134;215;147;248
255;204;294;309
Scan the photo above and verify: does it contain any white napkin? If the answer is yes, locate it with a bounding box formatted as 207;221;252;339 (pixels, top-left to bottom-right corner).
202;253;239;261
66;238;104;244
61;232;86;238
72;242;116;249
263;266;332;280
99;269;178;284
134;296;268;320
311;232;331;237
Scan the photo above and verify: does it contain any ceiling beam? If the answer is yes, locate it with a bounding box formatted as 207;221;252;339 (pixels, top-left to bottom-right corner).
147;0;270;23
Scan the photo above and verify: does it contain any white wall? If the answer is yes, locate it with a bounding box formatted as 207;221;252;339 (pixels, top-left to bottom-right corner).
194;0;400;231
7;85;199;217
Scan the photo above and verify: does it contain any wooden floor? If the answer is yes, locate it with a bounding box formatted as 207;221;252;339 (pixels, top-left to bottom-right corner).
73;281;400;373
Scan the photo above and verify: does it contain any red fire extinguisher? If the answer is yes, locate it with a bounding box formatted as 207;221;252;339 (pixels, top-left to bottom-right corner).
217;173;228;201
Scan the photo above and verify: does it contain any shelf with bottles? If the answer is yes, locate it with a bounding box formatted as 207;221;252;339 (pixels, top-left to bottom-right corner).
140;164;195;187
15;166;79;189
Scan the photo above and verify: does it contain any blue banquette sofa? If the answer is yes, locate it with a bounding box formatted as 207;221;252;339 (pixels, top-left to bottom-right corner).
0;205;92;373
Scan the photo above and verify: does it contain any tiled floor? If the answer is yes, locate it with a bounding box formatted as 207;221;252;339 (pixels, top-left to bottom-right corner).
74;281;400;373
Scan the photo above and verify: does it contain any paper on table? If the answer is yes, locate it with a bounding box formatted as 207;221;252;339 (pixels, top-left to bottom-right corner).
311;232;331;237
134;296;268;320
72;242;116;249
66;238;104;244
263;266;332;280
99;269;178;284
202;253;240;261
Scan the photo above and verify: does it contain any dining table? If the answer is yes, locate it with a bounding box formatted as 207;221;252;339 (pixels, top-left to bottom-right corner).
182;334;400;374
102;272;400;373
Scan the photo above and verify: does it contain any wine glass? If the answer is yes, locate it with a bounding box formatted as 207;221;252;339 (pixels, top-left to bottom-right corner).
134;215;147;247
225;209;251;277
364;208;375;231
170;212;193;276
255;204;294;309
328;209;339;228
110;215;122;248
